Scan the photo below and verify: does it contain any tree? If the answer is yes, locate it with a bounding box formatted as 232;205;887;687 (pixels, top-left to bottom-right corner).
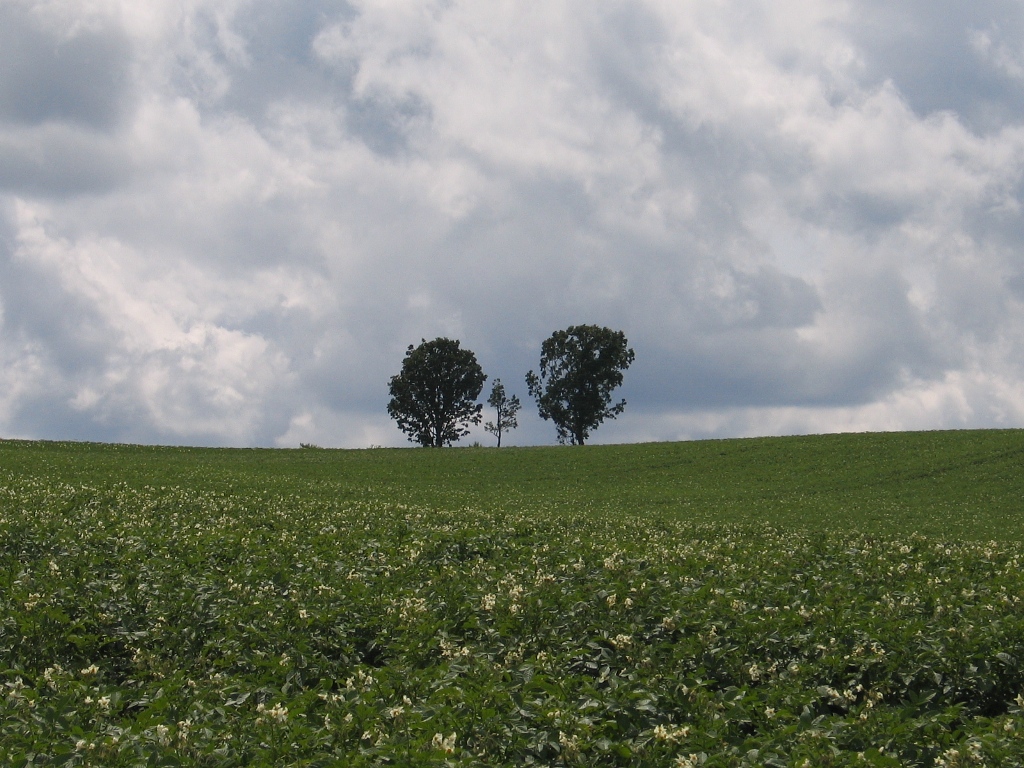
387;338;486;447
484;379;521;447
525;324;635;445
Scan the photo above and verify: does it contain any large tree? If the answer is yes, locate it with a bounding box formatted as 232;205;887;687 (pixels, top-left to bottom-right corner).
484;379;521;448
387;338;486;447
525;325;635;445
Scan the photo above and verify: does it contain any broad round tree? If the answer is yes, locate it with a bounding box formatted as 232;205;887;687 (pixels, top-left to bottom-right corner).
387;338;487;447
526;324;635;445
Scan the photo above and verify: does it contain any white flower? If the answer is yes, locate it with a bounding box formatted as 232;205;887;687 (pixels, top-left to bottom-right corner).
559;731;580;756
654;724;690;742
675;754;702;768
432;732;457;753
257;702;289;723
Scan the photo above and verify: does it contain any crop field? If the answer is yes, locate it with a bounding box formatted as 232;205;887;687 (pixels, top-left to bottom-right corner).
2;430;1024;766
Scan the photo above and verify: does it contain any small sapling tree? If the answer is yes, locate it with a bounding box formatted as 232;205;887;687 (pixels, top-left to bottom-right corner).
387;338;486;447
526;324;635;445
484;379;521;447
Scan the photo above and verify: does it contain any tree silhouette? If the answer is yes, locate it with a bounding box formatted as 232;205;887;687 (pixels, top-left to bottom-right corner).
387;338;486;447
526;325;634;445
484;379;520;447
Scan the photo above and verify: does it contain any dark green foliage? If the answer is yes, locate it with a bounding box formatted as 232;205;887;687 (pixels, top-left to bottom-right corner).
484;379;521;447
4;433;1024;764
526;325;635;445
2;432;1024;764
387;338;487;447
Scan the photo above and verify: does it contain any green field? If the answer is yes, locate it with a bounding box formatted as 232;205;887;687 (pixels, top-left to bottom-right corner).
2;430;1024;765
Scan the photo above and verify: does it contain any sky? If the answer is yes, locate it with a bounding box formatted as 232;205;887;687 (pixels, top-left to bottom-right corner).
2;0;1024;449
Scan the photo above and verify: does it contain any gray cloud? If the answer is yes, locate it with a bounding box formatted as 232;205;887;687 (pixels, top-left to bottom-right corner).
0;4;133;130
0;4;134;198
1;0;1024;448
0;124;129;196
846;1;1024;130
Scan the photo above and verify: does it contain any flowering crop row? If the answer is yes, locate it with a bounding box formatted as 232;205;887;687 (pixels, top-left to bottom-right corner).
1;461;1024;765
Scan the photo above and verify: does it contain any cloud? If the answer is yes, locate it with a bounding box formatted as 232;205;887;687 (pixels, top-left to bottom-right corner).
846;0;1024;130
2;200;294;443
1;0;1024;448
0;2;133;130
0;3;135;197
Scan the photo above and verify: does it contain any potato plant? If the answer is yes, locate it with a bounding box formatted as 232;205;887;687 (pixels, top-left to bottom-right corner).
3;461;1024;766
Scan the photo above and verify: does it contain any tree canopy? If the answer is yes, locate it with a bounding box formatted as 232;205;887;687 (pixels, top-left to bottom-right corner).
526;324;634;445
387;338;486;447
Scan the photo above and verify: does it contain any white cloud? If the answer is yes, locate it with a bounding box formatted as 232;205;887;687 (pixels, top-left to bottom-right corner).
6;200;295;442
971;25;1024;81
1;0;1024;447
625;366;1024;444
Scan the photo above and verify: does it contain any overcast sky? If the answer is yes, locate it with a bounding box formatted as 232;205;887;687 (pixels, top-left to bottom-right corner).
2;0;1024;448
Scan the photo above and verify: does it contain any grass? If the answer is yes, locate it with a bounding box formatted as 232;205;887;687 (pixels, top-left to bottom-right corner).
1;429;1024;765
3;428;1024;538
